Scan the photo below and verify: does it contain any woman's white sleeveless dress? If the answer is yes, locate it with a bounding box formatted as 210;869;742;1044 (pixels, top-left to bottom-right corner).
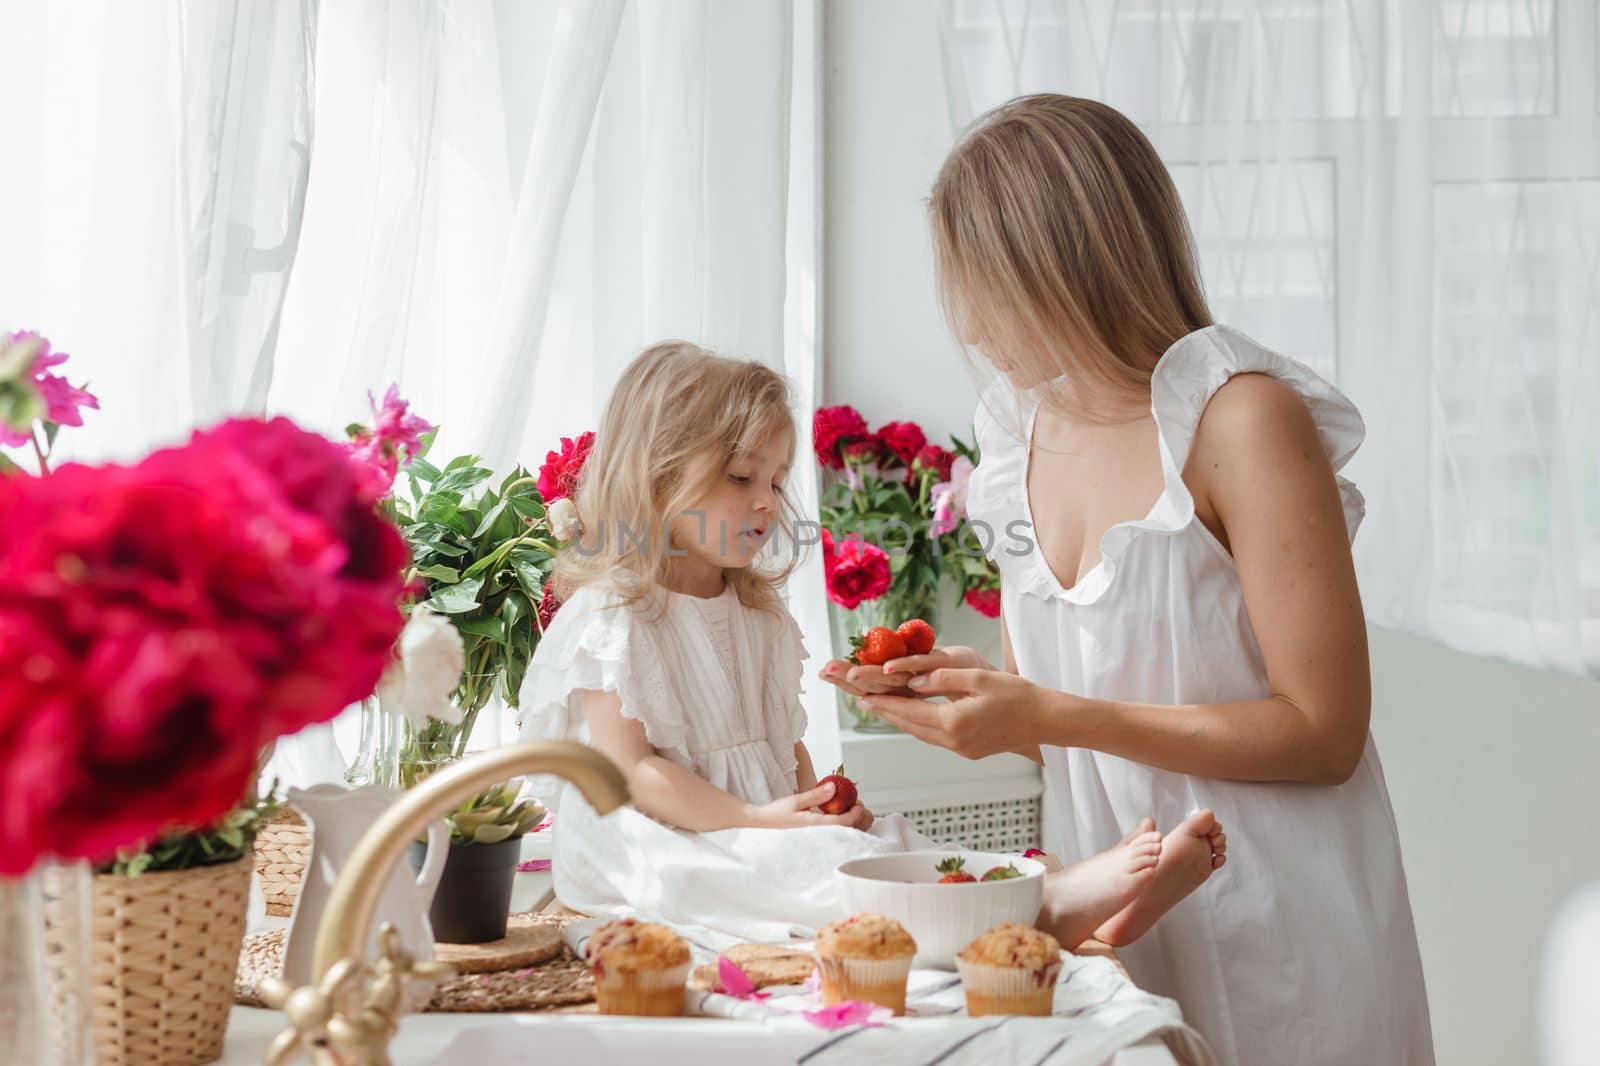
964;325;1434;1066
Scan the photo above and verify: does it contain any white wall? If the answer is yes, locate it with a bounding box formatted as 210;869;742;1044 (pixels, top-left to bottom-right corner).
820;3;1600;1063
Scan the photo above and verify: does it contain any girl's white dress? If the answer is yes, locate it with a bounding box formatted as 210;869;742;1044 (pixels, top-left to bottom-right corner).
964;325;1434;1066
517;580;934;945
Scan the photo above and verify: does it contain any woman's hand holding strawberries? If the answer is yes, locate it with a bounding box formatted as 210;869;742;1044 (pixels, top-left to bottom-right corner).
858;667;1054;761
818;644;995;698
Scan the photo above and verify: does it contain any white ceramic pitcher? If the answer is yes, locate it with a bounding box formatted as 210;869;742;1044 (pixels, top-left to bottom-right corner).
280;784;448;1009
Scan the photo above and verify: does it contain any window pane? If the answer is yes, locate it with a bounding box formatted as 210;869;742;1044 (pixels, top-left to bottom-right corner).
1170;160;1339;378
1432;0;1554;116
1432;180;1600;617
946;0;1376;121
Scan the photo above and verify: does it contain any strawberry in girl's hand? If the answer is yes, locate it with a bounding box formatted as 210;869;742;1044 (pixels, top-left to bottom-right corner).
980;863;1023;881
936;857;977;883
895;618;936;656
817;765;857;815
849;626;907;666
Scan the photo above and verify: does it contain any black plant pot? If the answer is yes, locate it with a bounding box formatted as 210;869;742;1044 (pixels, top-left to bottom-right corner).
409;836;521;945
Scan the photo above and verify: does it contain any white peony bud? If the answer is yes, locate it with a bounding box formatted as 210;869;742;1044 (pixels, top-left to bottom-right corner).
546;497;582;541
377;608;466;727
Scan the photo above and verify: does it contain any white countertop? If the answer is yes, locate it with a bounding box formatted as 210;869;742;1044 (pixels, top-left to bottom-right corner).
224;865;1180;1065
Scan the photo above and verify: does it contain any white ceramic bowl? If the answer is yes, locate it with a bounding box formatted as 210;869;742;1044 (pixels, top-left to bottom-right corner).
835;849;1046;970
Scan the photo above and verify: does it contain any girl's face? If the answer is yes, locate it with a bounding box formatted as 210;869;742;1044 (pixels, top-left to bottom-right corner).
669;425;793;577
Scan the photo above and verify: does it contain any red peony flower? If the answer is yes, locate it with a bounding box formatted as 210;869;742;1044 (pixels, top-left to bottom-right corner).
964;586;1002;618
826;535;892;609
840;439;883;464
0;418;409;875
538;431;594;502
536;578;563;632
875;421;927;468
813;406;869;469
911;444;954;483
821;527;836;571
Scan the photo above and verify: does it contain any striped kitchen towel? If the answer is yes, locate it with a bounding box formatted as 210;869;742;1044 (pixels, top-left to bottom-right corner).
562;917;1214;1066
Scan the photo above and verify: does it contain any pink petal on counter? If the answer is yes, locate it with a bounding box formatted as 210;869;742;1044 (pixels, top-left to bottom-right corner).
716;955;770;1001
802;1000;892;1030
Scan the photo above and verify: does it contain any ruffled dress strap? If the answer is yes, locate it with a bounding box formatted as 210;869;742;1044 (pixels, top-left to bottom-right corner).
763;605;812;750
964;378;1059;601
1151;324;1367;541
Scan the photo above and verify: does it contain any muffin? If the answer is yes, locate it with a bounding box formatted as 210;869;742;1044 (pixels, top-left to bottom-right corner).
815;913;917;1016
955;923;1064;1017
584;918;692;1016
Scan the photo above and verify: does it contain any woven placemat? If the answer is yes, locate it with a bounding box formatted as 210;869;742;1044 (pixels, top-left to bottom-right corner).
434;914;564;974
235;914;594;1012
689;942;817;992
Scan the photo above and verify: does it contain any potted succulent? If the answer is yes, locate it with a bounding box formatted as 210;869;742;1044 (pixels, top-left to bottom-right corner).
411;782;545;944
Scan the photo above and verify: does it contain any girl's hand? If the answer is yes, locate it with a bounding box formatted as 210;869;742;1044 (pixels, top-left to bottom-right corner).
817;645;993;698
859;667;1053;760
746;782;869;830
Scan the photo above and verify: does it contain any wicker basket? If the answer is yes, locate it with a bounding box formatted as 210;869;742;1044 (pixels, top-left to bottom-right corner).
89;858;251;1066
252;806;310;918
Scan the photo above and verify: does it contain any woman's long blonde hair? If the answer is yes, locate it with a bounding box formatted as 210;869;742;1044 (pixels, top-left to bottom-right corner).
552;341;801;616
929;94;1212;412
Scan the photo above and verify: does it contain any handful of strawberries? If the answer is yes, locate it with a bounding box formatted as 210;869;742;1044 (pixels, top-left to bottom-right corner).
847;617;937;667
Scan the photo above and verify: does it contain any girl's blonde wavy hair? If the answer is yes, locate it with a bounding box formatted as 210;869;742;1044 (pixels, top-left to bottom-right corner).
929;94;1212;418
552;341;801;617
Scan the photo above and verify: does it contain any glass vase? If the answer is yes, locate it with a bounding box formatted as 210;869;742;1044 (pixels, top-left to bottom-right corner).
344;696;400;787
0;861;96;1065
827;586;941;734
392;670;499;788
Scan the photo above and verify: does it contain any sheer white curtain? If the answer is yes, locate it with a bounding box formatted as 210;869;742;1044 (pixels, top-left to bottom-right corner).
3;0;838;782
940;0;1600;678
264;0;838;777
0;0;316;462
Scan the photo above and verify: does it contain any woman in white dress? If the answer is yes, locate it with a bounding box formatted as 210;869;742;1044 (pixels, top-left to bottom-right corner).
829;95;1434;1065
522;340;1231;952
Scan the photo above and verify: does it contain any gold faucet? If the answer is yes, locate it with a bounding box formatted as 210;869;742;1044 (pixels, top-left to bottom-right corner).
261;741;629;1065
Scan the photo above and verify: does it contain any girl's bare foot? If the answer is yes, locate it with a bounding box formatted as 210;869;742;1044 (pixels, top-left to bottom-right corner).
1093;808;1228;948
1035;824;1162;949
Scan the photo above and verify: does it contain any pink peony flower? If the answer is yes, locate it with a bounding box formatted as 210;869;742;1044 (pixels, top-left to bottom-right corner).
516;859;552;873
813;406;869;469
802;1000;893;1030
929;456;975;536
826;535;892;609
0;417;410;875
0;331;99;448
537;431;594;502
874;421;926;468
345;385;433;497
964;586;1001;618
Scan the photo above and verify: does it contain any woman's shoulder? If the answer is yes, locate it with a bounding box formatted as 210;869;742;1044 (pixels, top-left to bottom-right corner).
1154;324;1364;475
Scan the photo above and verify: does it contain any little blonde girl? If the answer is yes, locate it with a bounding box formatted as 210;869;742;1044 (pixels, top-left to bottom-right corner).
518;341;1223;948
